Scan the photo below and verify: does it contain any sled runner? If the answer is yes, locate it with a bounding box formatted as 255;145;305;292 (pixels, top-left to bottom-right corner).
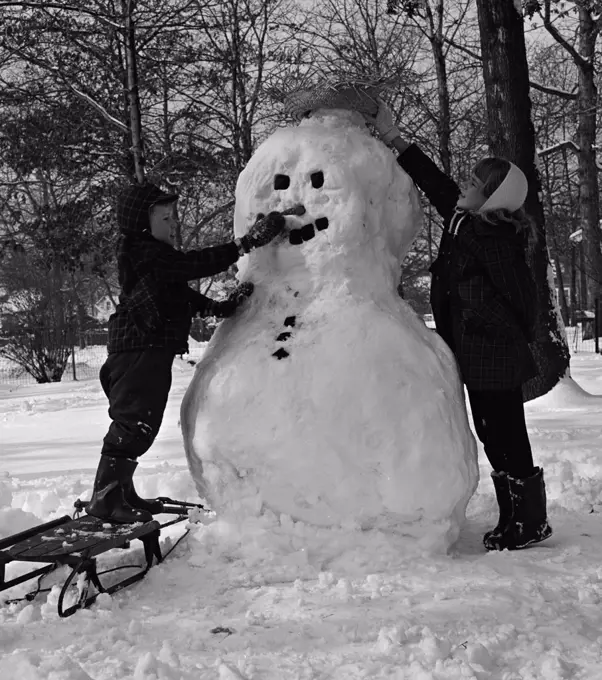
0;498;208;617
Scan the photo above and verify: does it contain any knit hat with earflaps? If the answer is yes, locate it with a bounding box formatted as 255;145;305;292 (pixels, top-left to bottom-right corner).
116;183;179;235
478;163;528;214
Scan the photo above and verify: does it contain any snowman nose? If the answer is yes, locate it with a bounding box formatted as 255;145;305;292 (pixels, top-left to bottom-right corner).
282;204;306;217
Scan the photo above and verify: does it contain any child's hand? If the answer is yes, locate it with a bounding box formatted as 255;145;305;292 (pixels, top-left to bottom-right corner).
210;282;255;318
363;98;401;144
239;212;286;252
228;281;254;306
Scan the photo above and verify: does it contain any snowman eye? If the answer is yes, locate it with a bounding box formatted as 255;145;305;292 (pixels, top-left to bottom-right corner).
274;174;290;190
310;171;324;188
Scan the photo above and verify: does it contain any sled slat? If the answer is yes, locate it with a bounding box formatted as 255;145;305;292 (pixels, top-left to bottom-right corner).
0;516;72;551
6;516;161;563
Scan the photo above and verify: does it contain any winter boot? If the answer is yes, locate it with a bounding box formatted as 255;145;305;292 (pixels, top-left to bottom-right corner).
485;467;553;551
122;461;164;515
86;455;153;524
482;472;512;549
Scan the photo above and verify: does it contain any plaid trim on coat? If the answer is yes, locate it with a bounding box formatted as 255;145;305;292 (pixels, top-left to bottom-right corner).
107;232;240;354
397;144;537;391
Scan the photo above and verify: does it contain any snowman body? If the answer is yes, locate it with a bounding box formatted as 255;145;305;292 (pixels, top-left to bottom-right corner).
181;110;478;550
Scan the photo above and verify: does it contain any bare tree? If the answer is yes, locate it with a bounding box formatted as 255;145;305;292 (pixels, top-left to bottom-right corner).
529;42;582;324
476;0;570;400
528;0;602;307
394;0;479;174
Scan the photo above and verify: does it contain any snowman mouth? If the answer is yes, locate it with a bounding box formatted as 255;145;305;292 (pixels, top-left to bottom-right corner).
288;217;329;244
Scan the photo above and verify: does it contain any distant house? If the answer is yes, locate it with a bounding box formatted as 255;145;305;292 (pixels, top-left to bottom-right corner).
93;295;116;322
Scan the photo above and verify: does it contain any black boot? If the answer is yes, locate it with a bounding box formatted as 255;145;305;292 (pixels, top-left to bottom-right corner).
486;467;553;551
482;472;512;550
122;461;164;515
86;455;153;524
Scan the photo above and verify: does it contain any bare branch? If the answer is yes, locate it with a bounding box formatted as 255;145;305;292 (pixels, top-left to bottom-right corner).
69;85;128;133
538;140;580;156
529;79;578;100
425;35;580;103
0;1;122;29
183;200;235;249
444;36;480;61
538;140;602;171
1;43;129;134
541;0;590;69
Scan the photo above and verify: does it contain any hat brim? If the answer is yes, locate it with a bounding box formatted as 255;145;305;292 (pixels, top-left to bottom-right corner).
150;193;179;206
283;80;385;122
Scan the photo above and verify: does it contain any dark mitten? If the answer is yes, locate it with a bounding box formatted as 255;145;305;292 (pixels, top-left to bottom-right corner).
206;282;255;318
228;281;254;305
239;212;285;252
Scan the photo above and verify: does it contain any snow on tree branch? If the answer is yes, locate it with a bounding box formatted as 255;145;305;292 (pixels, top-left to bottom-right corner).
537;140;580;156
68;86;129;134
537;140;602;170
530;79;578;100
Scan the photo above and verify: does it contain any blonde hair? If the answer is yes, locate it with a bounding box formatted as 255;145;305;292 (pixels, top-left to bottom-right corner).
472;157;539;250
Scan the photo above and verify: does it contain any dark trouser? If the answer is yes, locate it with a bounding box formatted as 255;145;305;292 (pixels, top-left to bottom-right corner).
100;349;175;460
467;387;534;478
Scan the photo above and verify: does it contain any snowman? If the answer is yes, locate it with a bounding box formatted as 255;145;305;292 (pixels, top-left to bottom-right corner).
181;92;478;551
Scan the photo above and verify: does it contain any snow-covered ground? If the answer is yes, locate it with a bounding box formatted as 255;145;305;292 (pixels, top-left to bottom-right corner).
2;350;602;680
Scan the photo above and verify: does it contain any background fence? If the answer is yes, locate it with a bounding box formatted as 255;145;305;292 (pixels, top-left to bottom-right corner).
0;331;109;387
0;329;209;387
1;308;601;387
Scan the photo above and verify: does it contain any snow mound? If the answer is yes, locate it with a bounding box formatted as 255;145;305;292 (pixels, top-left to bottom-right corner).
3;651;94;680
0;477;40;540
0;508;40;541
529;376;602;411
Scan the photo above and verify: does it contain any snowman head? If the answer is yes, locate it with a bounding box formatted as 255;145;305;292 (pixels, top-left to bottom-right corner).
234;109;422;293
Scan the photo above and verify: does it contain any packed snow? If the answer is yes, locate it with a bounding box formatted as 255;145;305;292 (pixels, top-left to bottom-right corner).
182;110;478;550
2;349;602;679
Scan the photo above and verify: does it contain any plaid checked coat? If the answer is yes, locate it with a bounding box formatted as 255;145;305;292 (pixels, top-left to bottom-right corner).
107;184;240;354
398;145;537;391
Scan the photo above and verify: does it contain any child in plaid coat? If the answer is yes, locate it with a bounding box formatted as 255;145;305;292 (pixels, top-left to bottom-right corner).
86;183;287;524
365;101;552;552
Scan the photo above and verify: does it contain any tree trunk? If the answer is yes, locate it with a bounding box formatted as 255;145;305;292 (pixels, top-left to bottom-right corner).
475;0;570;401
542;166;569;324
123;0;145;184
570;245;578;323
552;248;569;325
427;0;452;174
408;0;453;174
580;242;588;309
576;7;602;308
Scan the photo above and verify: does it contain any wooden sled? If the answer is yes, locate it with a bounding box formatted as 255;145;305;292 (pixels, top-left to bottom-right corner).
0;498;207;617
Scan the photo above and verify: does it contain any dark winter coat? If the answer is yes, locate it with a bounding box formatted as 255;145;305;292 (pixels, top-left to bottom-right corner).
107;185;240;354
397;144;538;391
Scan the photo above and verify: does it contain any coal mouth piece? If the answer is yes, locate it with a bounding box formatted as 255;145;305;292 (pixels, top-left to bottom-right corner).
288;217;329;244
